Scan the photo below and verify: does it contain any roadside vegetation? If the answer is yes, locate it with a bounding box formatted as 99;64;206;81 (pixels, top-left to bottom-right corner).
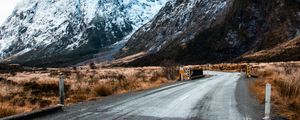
250;62;300;120
3;61;298;119
0;104;17;118
196;62;300;119
0;64;179;118
191;63;248;72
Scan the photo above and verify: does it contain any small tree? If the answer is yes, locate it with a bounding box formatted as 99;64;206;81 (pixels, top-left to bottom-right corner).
89;62;97;69
160;60;179;80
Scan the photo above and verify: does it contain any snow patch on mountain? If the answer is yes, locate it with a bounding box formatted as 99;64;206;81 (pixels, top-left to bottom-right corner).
0;0;169;61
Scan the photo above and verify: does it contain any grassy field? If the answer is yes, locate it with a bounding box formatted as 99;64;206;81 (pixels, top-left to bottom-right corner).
0;65;178;118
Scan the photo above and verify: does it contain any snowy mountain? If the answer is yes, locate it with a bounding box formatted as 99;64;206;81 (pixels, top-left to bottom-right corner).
0;0;169;66
117;0;236;63
117;0;300;66
1;0;300;67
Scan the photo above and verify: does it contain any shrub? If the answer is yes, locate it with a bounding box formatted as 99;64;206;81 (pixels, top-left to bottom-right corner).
118;79;140;91
38;99;52;108
274;79;300;98
0;105;17;118
94;83;114;96
9;72;17;76
28;97;38;105
162;66;178;80
61;70;72;78
23;81;69;96
98;72;125;80
75;71;84;82
135;69;147;82
149;71;160;82
89;63;97;69
160;60;178;80
72;67;77;71
12;97;25;107
49;70;60;77
257;69;273;78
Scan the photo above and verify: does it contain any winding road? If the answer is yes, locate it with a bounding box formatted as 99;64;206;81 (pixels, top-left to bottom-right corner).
37;71;263;120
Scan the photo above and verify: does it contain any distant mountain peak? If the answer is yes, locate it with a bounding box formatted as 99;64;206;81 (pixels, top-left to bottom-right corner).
0;0;169;66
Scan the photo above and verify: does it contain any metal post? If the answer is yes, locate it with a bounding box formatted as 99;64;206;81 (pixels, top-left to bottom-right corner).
180;66;184;81
59;76;65;105
188;67;192;80
246;65;251;78
263;83;271;120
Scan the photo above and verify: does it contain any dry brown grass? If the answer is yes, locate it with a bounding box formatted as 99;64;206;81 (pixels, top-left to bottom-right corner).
0;66;177;118
242;36;300;62
94;83;114;96
0;104;17;118
191;63;249;72
192;61;300;119
250;62;300;120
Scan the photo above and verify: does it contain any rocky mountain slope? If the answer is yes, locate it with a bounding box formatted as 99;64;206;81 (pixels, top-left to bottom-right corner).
1;0;300;67
0;0;169;67
117;0;300;66
240;36;300;62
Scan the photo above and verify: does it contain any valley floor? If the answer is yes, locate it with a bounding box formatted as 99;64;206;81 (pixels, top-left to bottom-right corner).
35;71;263;120
0;66;177;118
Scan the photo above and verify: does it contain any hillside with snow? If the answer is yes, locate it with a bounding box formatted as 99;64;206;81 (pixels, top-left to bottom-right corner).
0;0;169;66
117;0;300;66
0;0;299;67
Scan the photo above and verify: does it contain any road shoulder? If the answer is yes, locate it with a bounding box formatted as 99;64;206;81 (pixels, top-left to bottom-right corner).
235;74;264;119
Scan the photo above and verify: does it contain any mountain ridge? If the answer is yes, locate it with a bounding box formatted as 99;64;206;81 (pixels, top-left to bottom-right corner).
0;0;169;67
0;0;300;67
115;0;300;66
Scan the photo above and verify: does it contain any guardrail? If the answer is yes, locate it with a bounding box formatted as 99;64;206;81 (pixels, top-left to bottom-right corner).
179;66;204;80
191;69;204;79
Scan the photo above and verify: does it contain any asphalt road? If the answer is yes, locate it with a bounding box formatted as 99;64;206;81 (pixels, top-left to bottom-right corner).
37;71;263;120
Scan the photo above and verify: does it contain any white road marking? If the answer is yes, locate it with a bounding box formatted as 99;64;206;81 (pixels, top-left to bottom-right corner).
180;94;190;101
